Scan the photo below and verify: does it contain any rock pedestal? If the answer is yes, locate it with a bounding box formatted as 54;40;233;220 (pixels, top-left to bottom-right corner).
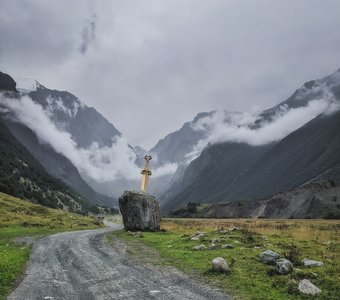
118;191;160;231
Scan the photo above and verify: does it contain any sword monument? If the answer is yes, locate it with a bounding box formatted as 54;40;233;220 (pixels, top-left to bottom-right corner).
118;154;160;231
141;155;152;192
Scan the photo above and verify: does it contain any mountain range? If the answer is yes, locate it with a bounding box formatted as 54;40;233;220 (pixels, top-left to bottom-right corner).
0;68;339;218
160;69;340;214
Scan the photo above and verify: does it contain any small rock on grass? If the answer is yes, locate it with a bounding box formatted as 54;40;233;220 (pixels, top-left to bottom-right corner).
275;258;294;275
191;231;205;241
222;244;234;249
193;244;207;250
134;231;143;238
259;250;280;264
298;279;321;296
212;257;230;273
303;258;324;267
209;243;217;250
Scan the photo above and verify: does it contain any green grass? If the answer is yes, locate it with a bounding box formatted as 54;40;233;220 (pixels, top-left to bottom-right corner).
112;218;340;300
0;192;102;299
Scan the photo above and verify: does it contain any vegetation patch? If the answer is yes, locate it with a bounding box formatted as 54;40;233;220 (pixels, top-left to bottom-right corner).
112;218;340;299
0;192;102;299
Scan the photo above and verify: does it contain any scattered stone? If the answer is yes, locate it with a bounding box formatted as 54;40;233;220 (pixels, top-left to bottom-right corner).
275;258;294;275
229;226;239;231
180;234;190;238
259;250;280;264
222;244;235;249
209;243;217;250
192;244;207;251
212;257;230;273
94;214;105;225
118;191;160;231
149;290;161;296
298;279;321;296
192;231;205;237
303;258;324;267
211;238;223;243
134;231;143;238
191;231;205;241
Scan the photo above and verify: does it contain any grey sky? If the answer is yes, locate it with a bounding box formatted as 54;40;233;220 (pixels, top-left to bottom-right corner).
1;0;340;149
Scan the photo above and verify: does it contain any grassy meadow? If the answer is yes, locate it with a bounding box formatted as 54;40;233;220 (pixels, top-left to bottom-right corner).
113;218;340;300
0;192;102;299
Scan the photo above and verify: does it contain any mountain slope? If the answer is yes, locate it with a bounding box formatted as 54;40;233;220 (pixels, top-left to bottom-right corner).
28;85;121;148
0;71;115;207
150;112;212;166
0;119;90;212
164;109;340;212
2;119;115;207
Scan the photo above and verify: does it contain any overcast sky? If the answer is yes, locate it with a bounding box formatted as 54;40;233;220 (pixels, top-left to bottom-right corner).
1;0;340;149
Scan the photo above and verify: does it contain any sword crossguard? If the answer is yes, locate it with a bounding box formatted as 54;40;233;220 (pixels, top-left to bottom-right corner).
141;170;152;176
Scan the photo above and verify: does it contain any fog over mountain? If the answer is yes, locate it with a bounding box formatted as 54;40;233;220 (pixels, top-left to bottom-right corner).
1;68;339;202
1;1;340;216
1;1;340;148
0;82;178;185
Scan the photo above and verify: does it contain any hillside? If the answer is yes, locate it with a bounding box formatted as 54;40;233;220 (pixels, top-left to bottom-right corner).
0;71;116;207
28;84;121;148
163;110;340;212
171;178;340;219
0;192;101;299
0;119;94;213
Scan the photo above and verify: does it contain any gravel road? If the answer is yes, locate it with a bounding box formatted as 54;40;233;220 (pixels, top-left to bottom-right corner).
8;223;230;300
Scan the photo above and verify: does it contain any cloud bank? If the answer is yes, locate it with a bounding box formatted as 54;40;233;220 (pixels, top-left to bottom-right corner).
187;99;339;161
0;93;176;182
1;1;340;148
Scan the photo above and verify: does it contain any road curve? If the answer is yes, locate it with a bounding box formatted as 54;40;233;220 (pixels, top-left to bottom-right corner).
9;223;230;300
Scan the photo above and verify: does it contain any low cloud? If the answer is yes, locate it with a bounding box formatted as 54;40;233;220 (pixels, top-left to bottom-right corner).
79;14;97;55
187;99;338;161
0;93;175;182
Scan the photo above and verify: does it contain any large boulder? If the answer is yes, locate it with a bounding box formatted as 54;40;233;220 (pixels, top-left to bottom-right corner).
118;191;160;231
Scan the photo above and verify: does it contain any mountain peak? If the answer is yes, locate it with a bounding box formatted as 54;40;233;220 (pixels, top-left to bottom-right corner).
13;77;45;93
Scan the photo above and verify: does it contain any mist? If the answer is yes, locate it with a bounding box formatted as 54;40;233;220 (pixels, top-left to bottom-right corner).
187;99;338;161
0;93;176;182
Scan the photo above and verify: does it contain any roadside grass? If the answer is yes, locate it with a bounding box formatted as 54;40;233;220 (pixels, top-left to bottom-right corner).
0;192;102;299
112;218;340;300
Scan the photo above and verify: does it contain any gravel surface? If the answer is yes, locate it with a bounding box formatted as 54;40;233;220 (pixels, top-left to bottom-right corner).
8;223;230;300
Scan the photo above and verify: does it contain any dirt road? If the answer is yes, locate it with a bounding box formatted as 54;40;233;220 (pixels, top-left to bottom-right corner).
8;223;230;299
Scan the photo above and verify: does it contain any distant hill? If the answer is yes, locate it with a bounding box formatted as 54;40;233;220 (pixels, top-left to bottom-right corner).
170;177;340;219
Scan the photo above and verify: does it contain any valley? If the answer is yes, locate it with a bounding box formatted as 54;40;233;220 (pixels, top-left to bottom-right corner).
1;3;340;299
113;218;340;299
